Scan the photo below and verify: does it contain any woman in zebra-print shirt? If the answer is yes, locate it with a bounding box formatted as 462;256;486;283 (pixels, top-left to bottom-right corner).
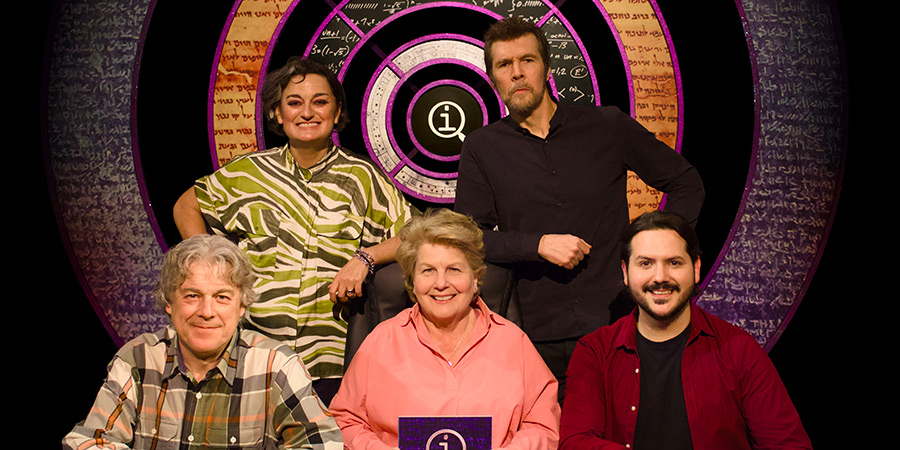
173;57;415;404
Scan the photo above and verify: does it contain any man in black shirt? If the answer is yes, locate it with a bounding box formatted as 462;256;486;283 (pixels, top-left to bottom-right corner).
455;17;704;400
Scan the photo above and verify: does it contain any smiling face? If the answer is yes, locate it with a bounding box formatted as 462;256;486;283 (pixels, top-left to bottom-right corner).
275;73;341;153
412;243;479;328
488;34;551;119
166;262;245;379
623;229;701;328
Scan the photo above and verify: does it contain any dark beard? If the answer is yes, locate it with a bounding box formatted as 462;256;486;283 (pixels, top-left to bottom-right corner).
630;281;696;323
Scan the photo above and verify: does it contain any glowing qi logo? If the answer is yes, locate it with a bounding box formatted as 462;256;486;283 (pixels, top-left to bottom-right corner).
429;101;467;142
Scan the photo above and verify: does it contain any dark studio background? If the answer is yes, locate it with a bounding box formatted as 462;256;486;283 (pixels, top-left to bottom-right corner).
30;0;861;446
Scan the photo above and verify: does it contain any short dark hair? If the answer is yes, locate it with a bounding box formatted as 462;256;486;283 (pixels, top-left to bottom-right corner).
483;16;551;82
621;211;701;265
260;57;350;136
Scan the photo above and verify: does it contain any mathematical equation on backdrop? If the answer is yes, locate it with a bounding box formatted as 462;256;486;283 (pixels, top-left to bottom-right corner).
211;0;680;214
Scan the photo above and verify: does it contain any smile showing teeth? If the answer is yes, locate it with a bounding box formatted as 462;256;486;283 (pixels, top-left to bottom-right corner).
296;122;319;127
432;294;454;301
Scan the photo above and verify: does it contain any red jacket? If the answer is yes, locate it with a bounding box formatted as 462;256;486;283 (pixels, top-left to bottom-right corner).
560;303;811;449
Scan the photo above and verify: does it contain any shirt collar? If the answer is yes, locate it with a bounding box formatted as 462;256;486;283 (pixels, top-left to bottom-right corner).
279;143;340;179
500;98;565;137
165;325;241;385
401;297;504;329
614;302;713;351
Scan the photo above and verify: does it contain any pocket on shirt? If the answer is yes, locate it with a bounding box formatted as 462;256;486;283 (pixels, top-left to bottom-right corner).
239;207;282;272
133;419;179;449
203;423;264;448
317;209;364;244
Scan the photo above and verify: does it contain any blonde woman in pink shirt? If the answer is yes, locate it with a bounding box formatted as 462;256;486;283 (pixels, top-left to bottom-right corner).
331;208;560;449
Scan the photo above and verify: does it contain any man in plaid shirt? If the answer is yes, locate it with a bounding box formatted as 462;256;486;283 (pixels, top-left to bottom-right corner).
64;234;343;449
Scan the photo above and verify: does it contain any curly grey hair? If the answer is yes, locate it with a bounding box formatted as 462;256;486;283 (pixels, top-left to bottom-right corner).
152;234;258;313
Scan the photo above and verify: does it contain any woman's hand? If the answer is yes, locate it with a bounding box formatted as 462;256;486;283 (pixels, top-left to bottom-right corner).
329;257;368;303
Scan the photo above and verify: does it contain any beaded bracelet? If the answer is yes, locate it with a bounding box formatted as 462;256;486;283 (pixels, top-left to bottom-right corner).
353;248;375;275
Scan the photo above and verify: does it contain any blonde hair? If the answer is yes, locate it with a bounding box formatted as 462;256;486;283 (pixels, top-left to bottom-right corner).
396;209;486;300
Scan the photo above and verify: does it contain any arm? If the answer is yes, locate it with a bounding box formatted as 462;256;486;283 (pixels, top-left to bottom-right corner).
455;139;545;264
329;236;401;303
498;336;560;450
173;187;209;239
330;349;398;450
331;163;416;304
617;111;705;227
559;340;628;450
273;352;344;449
733;337;812;449
62;358;138;449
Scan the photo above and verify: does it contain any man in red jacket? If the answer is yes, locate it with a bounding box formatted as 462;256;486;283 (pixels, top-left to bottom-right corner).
559;211;811;449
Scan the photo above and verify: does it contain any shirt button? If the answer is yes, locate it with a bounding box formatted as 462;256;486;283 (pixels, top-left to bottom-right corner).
188;435;195;442
196;392;202;399
635;368;640;374
626;445;631;448
230;436;237;444
631;405;636;411
151;429;157;434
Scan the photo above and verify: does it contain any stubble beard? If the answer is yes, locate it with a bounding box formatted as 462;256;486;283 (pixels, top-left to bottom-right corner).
504;82;545;118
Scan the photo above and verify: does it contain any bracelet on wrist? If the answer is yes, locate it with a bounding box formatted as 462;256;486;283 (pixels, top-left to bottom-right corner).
353;248;375;275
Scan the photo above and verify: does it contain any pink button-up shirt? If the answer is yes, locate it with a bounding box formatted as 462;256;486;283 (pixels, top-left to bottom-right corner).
331;298;560;449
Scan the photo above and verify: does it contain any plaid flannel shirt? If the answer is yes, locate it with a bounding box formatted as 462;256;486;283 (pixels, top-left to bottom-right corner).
64;326;343;449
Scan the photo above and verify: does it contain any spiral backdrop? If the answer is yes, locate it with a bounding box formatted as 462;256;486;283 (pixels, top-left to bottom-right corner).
44;0;846;350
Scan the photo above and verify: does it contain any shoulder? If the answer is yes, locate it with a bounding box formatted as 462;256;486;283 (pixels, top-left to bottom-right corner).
116;327;170;358
236;329;303;367
558;104;629;125
332;147;383;171
353;307;416;357
108;327;172;374
227;146;284;165
463;118;517;148
693;306;767;361
579;313;633;356
695;307;757;343
211;147;286;178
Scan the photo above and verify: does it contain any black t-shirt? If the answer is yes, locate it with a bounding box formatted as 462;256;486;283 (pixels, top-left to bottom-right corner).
633;326;693;449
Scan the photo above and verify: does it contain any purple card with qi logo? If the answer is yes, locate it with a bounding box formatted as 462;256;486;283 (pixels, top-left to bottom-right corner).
399;416;491;450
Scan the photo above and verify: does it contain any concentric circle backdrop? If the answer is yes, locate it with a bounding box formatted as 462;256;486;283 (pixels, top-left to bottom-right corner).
44;0;846;350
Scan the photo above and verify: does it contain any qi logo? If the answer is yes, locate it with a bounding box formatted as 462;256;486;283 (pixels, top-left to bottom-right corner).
429;101;467;142
425;429;467;450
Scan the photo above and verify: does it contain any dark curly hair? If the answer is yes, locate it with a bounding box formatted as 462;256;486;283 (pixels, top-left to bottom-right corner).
260;57;350;136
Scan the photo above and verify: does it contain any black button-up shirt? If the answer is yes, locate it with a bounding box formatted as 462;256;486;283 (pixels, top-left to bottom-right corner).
455;105;704;340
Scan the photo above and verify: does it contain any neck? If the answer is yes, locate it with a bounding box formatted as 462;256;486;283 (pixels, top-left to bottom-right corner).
511;91;557;139
289;141;330;168
423;307;476;358
636;306;691;342
180;349;223;383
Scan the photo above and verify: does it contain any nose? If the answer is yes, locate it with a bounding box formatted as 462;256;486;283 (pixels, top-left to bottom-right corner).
434;270;450;289
197;296;216;318
300;102;314;119
511;60;524;79
652;264;669;283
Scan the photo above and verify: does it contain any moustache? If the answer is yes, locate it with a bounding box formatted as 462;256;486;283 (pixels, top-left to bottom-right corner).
509;83;533;95
643;282;681;293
